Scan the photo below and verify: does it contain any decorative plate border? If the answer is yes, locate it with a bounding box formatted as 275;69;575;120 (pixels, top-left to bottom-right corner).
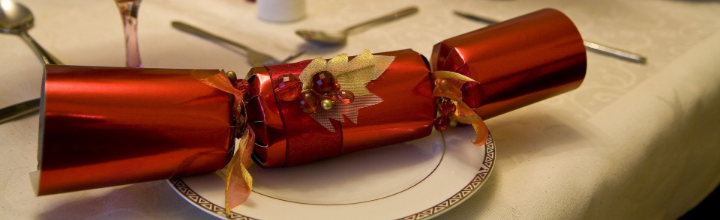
399;133;495;219
169;178;255;220
169;132;495;220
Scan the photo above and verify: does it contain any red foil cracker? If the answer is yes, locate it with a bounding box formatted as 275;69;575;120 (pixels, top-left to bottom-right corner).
32;8;586;195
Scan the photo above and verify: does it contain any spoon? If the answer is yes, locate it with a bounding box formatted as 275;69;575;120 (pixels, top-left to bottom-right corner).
0;0;63;124
0;0;62;65
296;6;419;46
172;21;305;67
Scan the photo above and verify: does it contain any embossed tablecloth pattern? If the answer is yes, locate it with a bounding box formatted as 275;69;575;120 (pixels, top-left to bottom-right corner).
1;0;720;219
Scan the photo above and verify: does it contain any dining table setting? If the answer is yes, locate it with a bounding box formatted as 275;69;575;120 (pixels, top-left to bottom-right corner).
2;0;720;219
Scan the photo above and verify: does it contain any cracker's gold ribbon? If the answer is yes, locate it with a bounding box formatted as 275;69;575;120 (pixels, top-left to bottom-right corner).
223;126;254;215
191;70;254;215
432;71;489;146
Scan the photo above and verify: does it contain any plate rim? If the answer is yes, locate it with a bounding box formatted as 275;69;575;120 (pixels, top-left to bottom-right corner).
168;132;495;220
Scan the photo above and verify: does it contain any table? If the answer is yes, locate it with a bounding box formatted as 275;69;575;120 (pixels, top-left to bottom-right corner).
2;0;719;219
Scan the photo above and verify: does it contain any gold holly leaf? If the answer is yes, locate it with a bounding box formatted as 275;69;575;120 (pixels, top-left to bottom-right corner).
298;49;395;131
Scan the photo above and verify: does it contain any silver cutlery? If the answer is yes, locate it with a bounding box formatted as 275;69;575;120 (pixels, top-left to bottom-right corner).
0;0;63;65
454;10;647;64
295;6;419;46
172;21;304;67
0;0;63;125
0;99;39;124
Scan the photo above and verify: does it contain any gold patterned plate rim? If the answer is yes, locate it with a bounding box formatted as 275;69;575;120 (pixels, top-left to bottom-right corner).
169;129;495;220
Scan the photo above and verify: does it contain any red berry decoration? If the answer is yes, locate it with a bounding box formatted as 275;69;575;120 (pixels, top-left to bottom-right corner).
433;116;450;131
312;71;337;94
274;74;302;101
299;91;320;113
335;90;355;104
439;100;456;116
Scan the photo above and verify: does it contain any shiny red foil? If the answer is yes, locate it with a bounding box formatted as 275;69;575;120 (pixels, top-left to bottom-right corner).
38;65;234;195
35;8;588;194
246;50;435;167
432;8;587;119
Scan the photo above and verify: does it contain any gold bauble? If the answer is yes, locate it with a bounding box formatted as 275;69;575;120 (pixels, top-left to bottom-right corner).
321;98;333;110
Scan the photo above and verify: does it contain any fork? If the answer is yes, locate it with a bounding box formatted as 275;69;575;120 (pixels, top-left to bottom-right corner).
172;21;305;66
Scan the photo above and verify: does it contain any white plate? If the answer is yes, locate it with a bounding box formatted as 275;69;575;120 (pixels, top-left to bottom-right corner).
169;127;495;220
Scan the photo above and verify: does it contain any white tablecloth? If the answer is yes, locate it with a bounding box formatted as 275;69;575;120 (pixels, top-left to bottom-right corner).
2;0;720;219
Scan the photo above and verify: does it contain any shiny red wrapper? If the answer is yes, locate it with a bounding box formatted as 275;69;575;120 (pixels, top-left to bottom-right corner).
34;8;586;194
246;49;435;167
432;9;587;119
34;66;234;195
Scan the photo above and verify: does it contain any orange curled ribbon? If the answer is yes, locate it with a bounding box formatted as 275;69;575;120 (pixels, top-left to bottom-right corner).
192;70;254;215
432;71;489;146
